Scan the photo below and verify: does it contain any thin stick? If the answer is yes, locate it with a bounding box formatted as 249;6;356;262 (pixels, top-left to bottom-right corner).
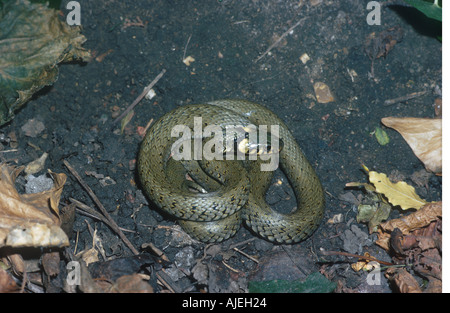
383;91;427;106
71;198;111;225
113;69;166;125
255;17;306;63
320;249;394;266
63;159;139;255
233;247;259;263
182;34;192;61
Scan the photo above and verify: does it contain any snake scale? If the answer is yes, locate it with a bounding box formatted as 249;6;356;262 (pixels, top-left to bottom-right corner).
138;99;325;243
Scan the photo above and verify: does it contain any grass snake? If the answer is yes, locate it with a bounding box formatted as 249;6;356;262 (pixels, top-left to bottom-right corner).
138;99;324;243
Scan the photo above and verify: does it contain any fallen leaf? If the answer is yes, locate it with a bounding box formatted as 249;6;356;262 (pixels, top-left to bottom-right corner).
0;164;68;248
351;252;376;272
376;201;441;250
0;268;19;293
120;110;135;134
107;274;154;293
381;117;442;173
183;55;195;66
0;0;91;126
313;82;334;103
42;251;60;277
356;202;391;233
24;152;48;175
386;268;422;293
365;25;404;61
365;165;427;210
374;126;389;145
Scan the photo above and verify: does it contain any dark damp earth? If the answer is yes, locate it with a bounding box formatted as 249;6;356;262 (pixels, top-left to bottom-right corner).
1;0;441;293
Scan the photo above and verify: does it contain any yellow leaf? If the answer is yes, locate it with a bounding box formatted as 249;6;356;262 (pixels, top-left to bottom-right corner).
367;169;427;210
351;252;375;272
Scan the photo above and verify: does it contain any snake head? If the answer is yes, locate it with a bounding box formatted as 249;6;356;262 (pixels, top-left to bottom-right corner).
231;125;283;156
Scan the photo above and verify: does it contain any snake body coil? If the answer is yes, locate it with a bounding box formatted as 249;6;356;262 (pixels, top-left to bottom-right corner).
138;99;325;243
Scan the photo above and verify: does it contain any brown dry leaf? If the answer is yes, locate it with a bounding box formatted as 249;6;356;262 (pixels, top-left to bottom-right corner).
313;82;335;103
365;26;404;61
424;278;442;293
0;164;69;248
42;251;60;277
376;201;441;250
0;268;19;293
108;274;154;293
386;268;422;293
381;117;442;173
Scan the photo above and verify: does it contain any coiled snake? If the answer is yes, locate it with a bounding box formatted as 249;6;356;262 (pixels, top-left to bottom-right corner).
138;99;324;243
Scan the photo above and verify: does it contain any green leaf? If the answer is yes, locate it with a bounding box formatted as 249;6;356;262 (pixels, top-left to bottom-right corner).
248;272;336;293
357;203;392;233
403;0;442;22
374;127;390;145
0;0;90;126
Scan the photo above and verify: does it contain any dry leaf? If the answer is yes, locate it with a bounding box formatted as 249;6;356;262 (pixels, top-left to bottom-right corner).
356;203;391;233
0;268;19;293
351;252;375;271
24;152;48;175
313;82;334;103
364;165;427;210
0;164;69;248
183;55;195;66
376;201;441;250
365;26;404;61
0;0;91;126
386;268;422;293
108;274;154;293
381;117;442;173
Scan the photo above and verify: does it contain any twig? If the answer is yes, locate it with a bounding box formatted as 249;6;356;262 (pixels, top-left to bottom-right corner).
229;238;256;249
112;68;166;125
0;149;18;153
157;270;181;293
70;197;112;226
222;260;241;273
255;17;307;63
63;159;139;255
182;34;192;62
383;91;427;106
233;247;259;263
320;249;394;266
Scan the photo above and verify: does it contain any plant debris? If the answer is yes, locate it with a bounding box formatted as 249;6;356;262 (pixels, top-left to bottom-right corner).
0;164;68;248
378;202;442;293
381;117;442;173
0;0;91;126
364;25;404;78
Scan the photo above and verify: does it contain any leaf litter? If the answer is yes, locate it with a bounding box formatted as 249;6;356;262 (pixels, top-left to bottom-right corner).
342;164;441;293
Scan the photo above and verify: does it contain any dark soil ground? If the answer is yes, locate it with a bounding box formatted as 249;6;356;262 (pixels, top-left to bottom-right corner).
1;0;442;294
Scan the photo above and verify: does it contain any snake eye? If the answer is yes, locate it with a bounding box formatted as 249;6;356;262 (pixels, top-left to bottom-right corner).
237;137;250;154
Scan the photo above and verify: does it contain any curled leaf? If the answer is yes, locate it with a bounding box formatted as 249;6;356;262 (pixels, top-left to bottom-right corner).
376;201;441;250
381;117;442;173
0;164;69;248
